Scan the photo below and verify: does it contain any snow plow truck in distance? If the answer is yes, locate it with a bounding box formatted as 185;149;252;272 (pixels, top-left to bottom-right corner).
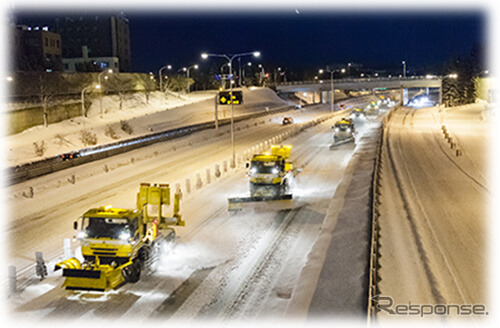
228;145;300;211
54;183;184;292
330;118;356;149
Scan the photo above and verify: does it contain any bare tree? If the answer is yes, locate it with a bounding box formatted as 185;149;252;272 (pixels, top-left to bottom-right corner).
33;72;66;127
108;74;136;110
165;75;194;93
136;74;157;104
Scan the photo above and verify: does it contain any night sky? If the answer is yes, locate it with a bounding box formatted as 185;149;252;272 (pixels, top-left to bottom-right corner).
126;10;484;74
14;9;485;75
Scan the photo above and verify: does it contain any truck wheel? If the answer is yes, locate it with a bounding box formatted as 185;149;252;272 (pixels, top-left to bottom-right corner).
122;260;141;283
138;246;150;263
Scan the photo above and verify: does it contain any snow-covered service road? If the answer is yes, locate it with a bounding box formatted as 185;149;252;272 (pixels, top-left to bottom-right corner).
8;96;378;321
377;104;489;318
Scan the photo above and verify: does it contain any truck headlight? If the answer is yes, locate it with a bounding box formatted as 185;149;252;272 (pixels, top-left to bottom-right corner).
346;128;351;133
250;168;257;174
119;232;131;241
272;168;279;175
77;231;87;239
335;128;340;133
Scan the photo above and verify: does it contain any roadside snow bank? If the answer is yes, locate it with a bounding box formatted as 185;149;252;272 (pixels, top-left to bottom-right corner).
4;87;286;167
285;122;382;321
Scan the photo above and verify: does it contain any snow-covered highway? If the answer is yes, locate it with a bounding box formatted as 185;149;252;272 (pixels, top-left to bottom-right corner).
7;96;379;321
376;104;489;318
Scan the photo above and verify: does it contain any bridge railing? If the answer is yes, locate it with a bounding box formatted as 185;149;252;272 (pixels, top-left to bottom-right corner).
279;75;441;86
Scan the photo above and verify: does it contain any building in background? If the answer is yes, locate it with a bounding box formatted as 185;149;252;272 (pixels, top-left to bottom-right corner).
55;13;131;72
11;25;62;71
62;45;119;72
12;12;131;72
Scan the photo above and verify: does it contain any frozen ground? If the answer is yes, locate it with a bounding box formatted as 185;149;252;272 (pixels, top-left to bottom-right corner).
4;87;287;166
376;103;490;321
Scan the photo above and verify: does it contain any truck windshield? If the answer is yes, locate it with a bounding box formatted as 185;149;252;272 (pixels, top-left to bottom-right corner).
82;217;130;239
250;161;282;174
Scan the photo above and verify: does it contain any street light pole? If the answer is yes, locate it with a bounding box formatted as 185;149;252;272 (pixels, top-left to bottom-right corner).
330;70;335;112
81;84;101;123
186;64;198;93
258;64;265;86
159;64;172;92
402;61;406;78
320;68;336;112
202;51;261;167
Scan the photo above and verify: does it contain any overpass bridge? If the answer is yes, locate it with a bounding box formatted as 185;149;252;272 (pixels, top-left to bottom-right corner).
277;76;443;105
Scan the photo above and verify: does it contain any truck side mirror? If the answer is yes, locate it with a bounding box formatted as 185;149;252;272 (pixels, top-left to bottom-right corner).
245;162;249;168
73;221;78;230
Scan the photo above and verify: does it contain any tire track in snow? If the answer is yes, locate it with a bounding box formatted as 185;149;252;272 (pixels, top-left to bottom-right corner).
394;108;471;305
196;207;302;319
383;111;446;305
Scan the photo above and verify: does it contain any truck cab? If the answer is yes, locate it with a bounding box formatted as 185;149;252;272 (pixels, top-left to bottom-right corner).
333;118;355;143
247;145;293;197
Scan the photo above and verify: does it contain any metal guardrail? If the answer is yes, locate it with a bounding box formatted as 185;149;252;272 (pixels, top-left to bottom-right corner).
5;105;299;186
367;103;399;322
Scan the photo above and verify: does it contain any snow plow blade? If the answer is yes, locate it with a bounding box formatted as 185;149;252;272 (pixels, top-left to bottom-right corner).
62;266;125;292
55;258;127;292
228;194;292;211
330;138;355;149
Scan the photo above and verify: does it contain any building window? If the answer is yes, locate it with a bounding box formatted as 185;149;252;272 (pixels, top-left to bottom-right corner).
45;37;48;46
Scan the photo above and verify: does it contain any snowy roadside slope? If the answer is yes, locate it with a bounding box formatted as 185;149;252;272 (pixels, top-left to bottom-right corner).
377;104;489;319
4;87;286;167
285;118;383;320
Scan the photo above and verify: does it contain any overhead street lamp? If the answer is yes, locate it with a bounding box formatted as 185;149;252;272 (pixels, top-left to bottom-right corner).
258;64;266;86
243;62;253;82
159;64;172;92
98;69;113;118
185;64;199;93
201;51;261;167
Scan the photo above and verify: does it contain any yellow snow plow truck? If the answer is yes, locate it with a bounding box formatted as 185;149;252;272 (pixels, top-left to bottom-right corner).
55;183;184;292
228;145;299;211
